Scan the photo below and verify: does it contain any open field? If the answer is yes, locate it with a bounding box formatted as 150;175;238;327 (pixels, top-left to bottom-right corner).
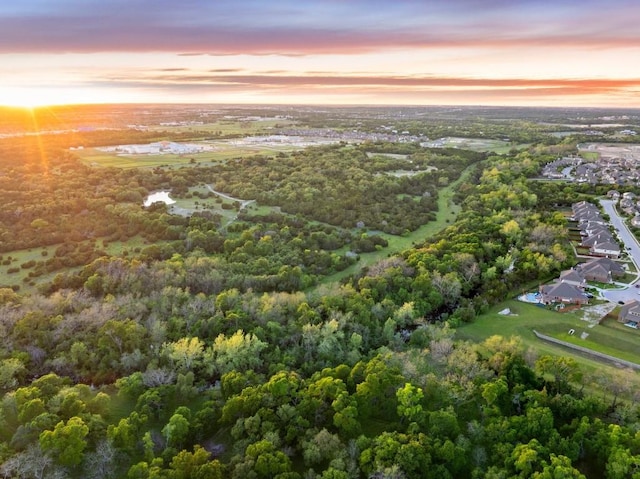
148;118;297;135
166;185;245;224
424;137;530;153
579;151;600;161
548;317;640;364
0;245;60;290
456;299;640;374
0;236;156;293
74;132;344;169
75;145;290;169
578;142;640;161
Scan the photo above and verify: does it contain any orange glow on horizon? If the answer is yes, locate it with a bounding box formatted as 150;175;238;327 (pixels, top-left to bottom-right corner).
0;85;132;109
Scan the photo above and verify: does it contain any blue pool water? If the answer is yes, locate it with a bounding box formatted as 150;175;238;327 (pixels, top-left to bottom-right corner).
522;292;541;303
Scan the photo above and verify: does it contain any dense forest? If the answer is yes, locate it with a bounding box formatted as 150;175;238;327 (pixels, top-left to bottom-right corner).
2;107;640;478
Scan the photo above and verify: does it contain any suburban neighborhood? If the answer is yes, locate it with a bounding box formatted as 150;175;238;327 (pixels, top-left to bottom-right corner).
529;195;640;327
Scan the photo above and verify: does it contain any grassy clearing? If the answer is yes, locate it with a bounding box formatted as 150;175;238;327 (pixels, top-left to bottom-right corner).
366;152;409;160
456;299;640;374
171;194;239;223
102;236;157;256
248;205;281;216
549;317;640;364
148;119;296;136
579;151;600;161
0;245;59;290
0;236;160;293
492;143;532;154
76;146;289;169
427;137;530;153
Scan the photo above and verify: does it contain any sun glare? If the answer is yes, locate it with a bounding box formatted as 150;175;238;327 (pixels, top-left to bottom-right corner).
0;86;110;108
0;88;59;108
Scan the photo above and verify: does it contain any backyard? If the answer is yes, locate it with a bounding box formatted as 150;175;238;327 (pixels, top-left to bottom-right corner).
456;299;640;373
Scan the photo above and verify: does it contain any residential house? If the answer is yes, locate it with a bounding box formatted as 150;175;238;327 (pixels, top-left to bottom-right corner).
572;201;599;216
577;212;605;224
618;300;640;323
558;269;587;288
577;257;626;283
607;190;621;200
620;198;637;215
590;240;621;259
581;231;615;247
579;222;609;237
539;282;588;305
573;203;605;223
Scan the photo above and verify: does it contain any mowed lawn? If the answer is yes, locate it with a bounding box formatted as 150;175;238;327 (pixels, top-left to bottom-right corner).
75;146;292;169
456;299;640;373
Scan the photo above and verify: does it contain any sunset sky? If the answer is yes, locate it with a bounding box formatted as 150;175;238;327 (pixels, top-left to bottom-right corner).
1;0;639;107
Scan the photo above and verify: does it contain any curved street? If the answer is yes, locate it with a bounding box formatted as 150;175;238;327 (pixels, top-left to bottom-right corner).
597;199;640;304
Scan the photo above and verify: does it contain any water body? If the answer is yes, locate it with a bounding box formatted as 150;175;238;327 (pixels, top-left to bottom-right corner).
144;191;175;207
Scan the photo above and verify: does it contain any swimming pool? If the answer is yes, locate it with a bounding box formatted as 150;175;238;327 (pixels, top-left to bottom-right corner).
520;292;542;303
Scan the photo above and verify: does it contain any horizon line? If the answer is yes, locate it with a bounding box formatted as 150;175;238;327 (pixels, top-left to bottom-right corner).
3;101;640;111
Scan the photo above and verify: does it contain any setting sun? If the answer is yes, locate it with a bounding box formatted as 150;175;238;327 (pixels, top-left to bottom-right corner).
0;87;79;108
0;85;129;109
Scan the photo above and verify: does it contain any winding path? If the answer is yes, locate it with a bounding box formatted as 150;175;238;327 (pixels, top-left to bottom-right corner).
206;184;255;210
205;184;255;227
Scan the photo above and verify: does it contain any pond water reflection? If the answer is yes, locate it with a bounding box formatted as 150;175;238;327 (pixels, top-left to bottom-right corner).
144;191;175;207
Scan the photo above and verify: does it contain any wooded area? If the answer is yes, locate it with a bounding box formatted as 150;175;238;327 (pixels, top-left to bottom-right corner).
1;106;640;478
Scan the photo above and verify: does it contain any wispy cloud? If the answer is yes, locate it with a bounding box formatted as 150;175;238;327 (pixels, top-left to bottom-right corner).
94;71;640;101
1;0;639;54
2;0;640;106
102;71;640;88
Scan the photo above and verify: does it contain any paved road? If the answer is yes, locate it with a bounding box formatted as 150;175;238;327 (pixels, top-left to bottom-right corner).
598;199;640;304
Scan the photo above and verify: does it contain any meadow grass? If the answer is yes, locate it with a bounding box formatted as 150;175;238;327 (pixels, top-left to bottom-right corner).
0;236;158;293
147;119;297;135
76;145;293;169
432;137;530;153
0;245;59;289
580;151;600;161
456;299;640;374
550;320;640;364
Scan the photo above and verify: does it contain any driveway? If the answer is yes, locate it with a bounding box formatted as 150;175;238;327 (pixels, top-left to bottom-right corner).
598;199;640;303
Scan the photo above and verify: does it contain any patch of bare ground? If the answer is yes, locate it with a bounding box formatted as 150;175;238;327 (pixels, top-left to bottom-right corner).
567;302;617;327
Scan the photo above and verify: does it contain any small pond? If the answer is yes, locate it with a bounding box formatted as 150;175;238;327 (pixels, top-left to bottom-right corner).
144;191;176;207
